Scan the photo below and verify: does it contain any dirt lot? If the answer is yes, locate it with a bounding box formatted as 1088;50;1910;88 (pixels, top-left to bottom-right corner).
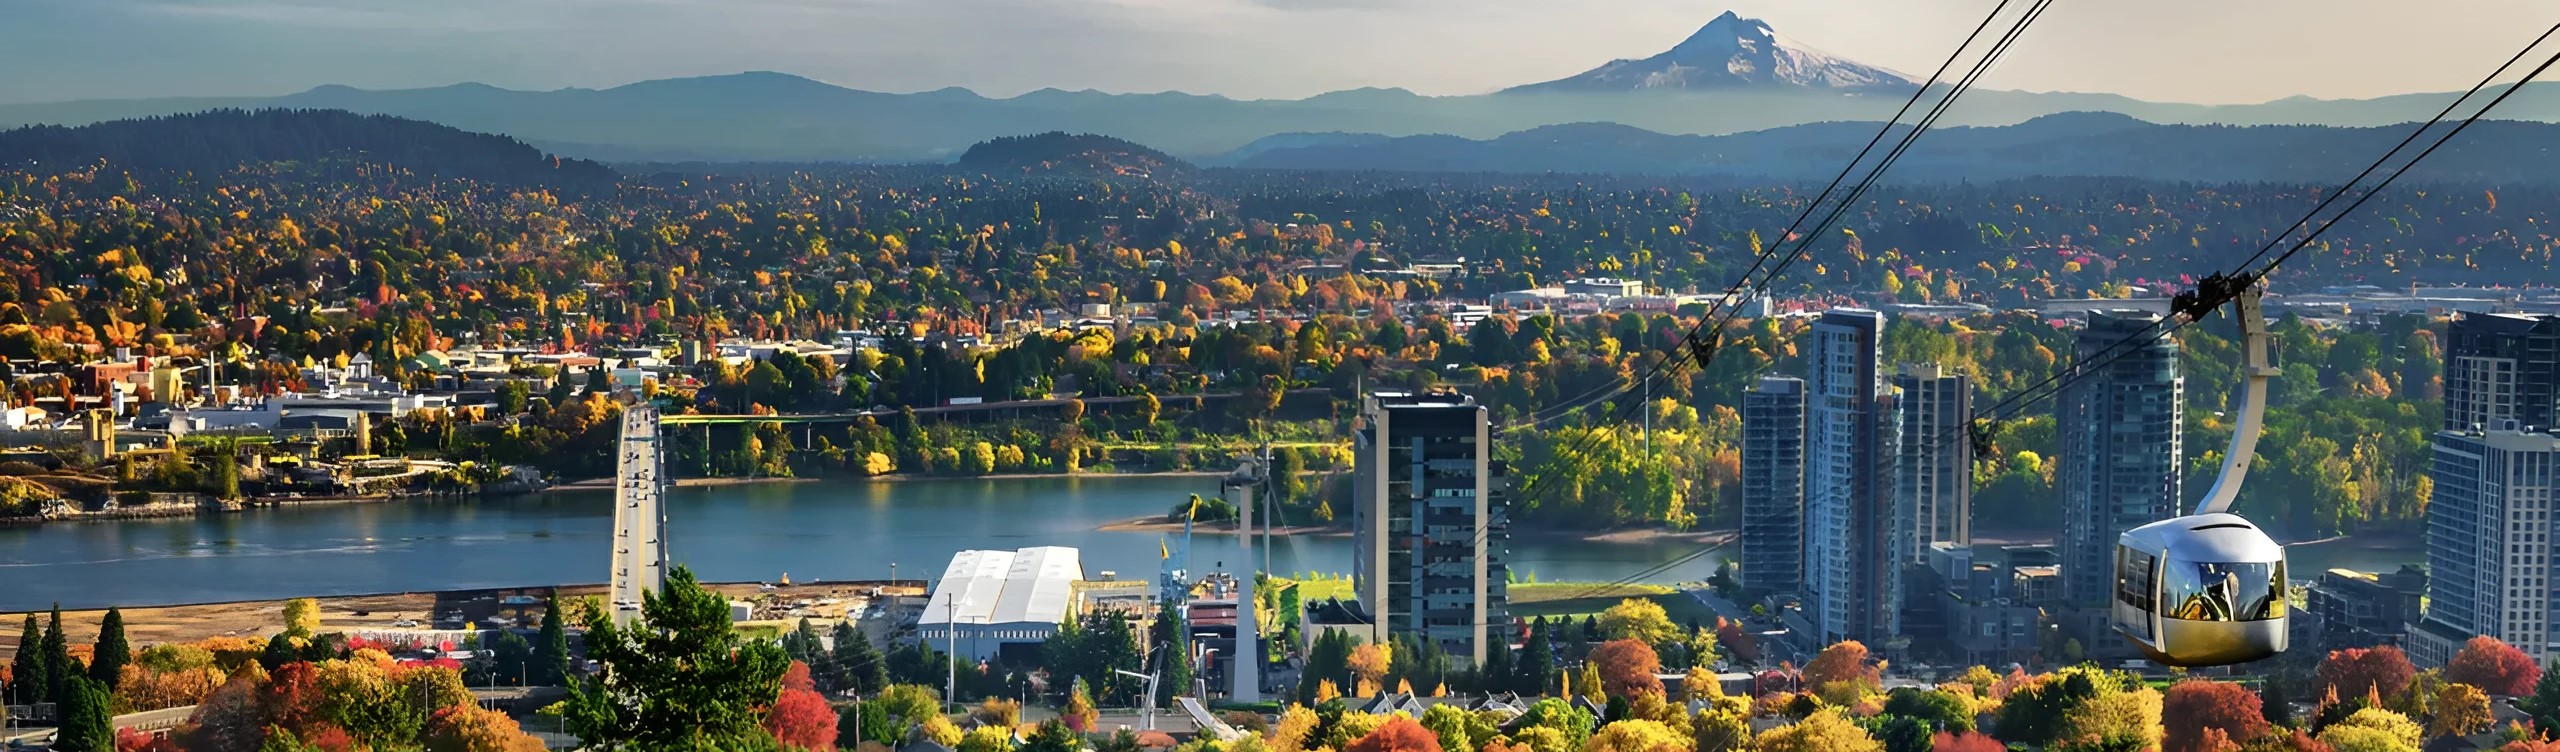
0;581;926;659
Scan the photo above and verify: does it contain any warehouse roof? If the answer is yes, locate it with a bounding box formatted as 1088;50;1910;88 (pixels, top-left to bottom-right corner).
919;546;1083;627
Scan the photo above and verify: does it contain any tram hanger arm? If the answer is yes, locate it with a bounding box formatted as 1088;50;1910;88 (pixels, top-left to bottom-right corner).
2192;283;2275;517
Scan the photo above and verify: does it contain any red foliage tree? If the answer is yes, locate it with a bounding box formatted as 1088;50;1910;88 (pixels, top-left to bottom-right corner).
2447;637;2543;696
2314;646;2415;702
2502;739;2560;752
1932;731;2005;752
2277;729;2333;752
2163;679;2272;752
1346;715;1443;752
767;686;840;751
114;728;178;752
179;676;269;752
299;723;358;752
783;661;817;693
1718;622;1759;664
1589;639;1666;698
259;661;320;733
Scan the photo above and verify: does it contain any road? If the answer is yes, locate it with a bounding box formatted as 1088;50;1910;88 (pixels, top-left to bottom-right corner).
608;404;667;624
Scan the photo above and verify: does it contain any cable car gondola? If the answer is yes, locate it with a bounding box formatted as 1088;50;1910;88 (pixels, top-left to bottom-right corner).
2112;284;2288;667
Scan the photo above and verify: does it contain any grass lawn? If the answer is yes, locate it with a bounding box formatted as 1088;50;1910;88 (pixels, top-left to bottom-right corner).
1505;583;1719;628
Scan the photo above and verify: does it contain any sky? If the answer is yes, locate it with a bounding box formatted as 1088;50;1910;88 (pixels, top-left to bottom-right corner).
2;0;2551;105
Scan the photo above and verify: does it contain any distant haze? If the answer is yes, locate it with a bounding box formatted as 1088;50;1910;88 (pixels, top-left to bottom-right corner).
2;0;2551;105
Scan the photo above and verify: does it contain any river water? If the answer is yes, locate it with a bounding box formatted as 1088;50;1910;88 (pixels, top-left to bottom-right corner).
0;476;2426;612
0;476;1741;611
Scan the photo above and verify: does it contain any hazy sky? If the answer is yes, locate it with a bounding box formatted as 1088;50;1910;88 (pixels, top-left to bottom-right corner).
3;0;2551;104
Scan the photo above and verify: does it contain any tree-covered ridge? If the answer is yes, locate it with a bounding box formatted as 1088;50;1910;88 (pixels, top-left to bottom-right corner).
0;109;613;189
958;132;1192;177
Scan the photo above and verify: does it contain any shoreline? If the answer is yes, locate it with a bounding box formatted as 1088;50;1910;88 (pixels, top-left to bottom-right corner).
1091;515;1735;547
550;470;1232;491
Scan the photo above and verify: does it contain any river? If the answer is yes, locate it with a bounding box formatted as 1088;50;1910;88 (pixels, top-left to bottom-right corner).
0;476;2427;612
0;476;1746;611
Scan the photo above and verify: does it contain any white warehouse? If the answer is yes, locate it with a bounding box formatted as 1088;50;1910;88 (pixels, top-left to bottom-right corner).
917;546;1083;663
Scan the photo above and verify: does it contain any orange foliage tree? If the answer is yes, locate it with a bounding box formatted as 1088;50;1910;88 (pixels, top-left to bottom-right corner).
423;704;546;752
2445;637;2542;696
1803;641;1881;696
1931;732;2004;752
768;682;841;750
1590;639;1666;699
1346;715;1443;752
2163;680;2271;752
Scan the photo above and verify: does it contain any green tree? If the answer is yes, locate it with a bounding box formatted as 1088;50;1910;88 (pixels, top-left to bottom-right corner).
1157;608;1194;705
42;604;68;706
833;622;888;696
53;676;114;752
2523;660;2560;737
565;566;789;750
1022;720;1082;752
537;595;571;685
9;614;45;704
89;608;130;688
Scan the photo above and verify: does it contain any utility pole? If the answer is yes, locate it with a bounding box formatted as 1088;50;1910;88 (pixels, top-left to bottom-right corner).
1643;372;1652;459
945;599;960;715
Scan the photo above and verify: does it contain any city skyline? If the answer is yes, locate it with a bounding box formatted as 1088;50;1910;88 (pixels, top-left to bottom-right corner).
4;0;2554;104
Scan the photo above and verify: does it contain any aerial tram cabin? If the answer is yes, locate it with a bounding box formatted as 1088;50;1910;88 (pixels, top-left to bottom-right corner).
2112;281;2289;667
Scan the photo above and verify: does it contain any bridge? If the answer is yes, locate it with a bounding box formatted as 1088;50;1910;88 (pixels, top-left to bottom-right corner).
609;403;668;624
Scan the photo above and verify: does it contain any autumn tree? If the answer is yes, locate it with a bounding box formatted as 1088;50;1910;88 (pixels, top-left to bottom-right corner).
769;675;842;751
2445;637;2542;696
2315;648;2416;704
423;704;547;752
1348;715;1445;752
1590;640;1666;699
1583;720;1687;752
2164;680;2272;752
2315;708;2420;752
1752;709;1881;752
1599;599;1682;647
1695;709;1752;752
2428;683;2492;739
1803;642;1880;703
1929;733;2002;752
1349;643;1393;696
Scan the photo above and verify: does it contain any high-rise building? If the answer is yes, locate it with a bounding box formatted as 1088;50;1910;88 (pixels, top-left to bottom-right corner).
2407;428;2560;666
2444;313;2560;432
1805;309;1901;643
1350;390;1510;664
1742;375;1807;594
2058;310;2184;609
1893;363;1973;564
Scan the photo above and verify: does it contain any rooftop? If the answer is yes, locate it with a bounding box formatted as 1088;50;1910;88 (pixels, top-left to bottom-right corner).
919;546;1084;627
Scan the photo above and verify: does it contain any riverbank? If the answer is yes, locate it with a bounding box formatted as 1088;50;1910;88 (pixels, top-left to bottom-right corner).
0;580;924;660
1095;515;1734;547
550;469;1233;491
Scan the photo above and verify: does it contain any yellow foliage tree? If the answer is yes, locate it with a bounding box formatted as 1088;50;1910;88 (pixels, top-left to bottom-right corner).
2430;683;2492;738
2060;686;2162;752
1581;720;1688;752
1750;709;1879;752
1599;599;1681;646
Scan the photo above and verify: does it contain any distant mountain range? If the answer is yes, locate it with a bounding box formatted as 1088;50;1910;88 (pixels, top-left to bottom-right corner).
1209;113;2560;183
1507;11;1915;93
4;10;2559;163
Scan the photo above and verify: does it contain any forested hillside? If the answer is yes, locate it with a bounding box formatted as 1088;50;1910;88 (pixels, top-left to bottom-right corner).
0;109;613;189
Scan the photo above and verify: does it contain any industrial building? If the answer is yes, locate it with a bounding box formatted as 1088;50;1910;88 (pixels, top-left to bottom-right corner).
917;546;1085;663
1350;390;1510;664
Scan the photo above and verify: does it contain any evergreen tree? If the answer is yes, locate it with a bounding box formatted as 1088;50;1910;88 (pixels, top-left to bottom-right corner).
2262;680;2294;728
832;622;887;696
89;608;130;688
53;676;113;752
41;604;68;705
565;566;789;750
260;632;299;672
9;614;45;704
1481;634;1515;694
537;594;571;685
2523;659;2560;735
1520;617;1557;695
1156;609;1193;705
